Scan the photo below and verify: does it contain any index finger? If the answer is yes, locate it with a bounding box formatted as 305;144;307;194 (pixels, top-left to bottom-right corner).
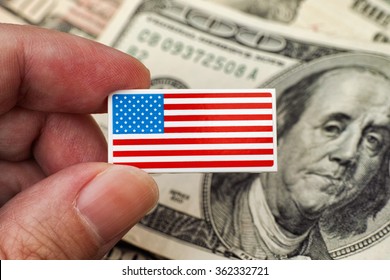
0;24;150;114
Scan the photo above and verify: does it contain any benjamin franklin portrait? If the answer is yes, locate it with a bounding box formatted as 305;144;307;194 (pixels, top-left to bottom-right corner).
206;53;390;260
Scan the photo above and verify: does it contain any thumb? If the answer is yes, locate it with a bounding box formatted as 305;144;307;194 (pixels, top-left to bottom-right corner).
0;163;158;259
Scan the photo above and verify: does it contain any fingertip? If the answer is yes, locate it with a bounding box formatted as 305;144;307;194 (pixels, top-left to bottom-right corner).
76;164;158;243
0;24;151;114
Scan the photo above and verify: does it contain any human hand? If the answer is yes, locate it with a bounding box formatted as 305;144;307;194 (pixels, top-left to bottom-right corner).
0;24;158;259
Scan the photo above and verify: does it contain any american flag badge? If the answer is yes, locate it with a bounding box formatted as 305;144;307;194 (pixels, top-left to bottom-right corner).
108;89;277;173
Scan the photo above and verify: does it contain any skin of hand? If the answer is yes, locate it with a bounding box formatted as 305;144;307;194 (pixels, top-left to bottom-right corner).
0;23;159;259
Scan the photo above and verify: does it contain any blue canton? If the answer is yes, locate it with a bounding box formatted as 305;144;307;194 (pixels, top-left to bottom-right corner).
112;94;164;134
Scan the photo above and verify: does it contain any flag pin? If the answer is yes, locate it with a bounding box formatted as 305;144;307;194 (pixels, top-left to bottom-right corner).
108;89;277;173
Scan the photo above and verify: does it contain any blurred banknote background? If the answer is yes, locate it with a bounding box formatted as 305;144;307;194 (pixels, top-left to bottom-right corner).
2;0;390;260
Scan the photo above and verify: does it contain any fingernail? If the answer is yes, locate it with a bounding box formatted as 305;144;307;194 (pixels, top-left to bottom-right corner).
76;165;158;243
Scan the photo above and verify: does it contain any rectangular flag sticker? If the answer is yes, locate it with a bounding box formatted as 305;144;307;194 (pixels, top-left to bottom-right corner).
108;89;277;173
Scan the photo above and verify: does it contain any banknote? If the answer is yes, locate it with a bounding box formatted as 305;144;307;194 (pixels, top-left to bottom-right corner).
98;0;390;260
0;0;125;39
208;0;390;43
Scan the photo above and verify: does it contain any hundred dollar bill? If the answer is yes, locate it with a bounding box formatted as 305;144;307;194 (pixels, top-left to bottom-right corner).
99;0;390;260
208;0;390;43
0;0;126;39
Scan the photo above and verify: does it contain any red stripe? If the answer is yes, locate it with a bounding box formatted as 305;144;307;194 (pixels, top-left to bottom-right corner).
113;137;273;145
164;103;272;110
114;149;273;157
164;92;272;98
114;160;274;169
164;126;273;133
164;114;272;121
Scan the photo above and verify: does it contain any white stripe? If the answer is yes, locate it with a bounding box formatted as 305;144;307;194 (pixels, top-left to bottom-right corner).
113;155;274;163
165;120;273;127
142;166;276;173
112;131;274;139
164;97;273;104
164;109;274;115
113;143;274;151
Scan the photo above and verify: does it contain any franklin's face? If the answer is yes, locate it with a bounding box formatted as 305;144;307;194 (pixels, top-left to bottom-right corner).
276;69;390;219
